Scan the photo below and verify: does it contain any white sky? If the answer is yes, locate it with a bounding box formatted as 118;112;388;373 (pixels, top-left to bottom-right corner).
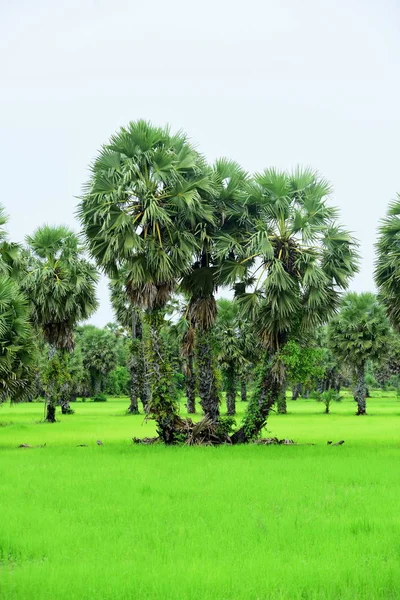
1;0;399;325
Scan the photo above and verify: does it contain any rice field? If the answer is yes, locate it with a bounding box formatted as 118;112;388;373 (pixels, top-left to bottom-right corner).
1;392;400;599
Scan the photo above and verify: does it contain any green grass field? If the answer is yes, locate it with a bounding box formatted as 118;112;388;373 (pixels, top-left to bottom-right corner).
1;393;400;599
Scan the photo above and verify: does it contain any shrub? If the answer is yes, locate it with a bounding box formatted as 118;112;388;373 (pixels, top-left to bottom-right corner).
92;393;108;402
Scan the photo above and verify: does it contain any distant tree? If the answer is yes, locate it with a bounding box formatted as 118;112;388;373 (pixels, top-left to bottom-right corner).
23;226;98;420
328;293;390;415
215;298;254;416
110;276;149;414
280;340;325;408
77;326;119;396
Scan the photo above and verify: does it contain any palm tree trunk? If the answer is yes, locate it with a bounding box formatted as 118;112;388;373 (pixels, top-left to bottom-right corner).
186;352;196;414
127;309;140;414
277;384;287;414
146;309;178;444
231;353;281;444
241;378;247;402
45;345;57;423
226;364;236;416
292;384;301;400
196;328;220;422
93;376;101;396
61;397;71;414
354;363;367;415
138;339;150;412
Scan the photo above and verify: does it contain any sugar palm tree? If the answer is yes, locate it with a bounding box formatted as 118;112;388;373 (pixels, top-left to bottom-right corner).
375;193;400;328
78;120;215;443
23;225;98;421
0;205;22;278
0;206;35;402
181;159;250;422
231;168;359;442
328;292;389;415
0;277;35;403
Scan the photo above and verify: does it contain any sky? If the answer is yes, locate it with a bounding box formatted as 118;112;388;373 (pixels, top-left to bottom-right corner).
1;0;399;325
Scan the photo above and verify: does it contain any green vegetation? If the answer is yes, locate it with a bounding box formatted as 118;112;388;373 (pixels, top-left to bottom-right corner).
3;120;400;598
2;394;400;600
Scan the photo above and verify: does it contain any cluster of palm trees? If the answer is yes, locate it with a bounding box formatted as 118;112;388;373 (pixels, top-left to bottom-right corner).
2;120;400;443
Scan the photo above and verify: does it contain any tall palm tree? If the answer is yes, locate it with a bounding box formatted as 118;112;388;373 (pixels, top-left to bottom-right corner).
23;225;98;421
181;159;250;422
328;293;389;415
231;168;359;442
78;120;215;443
375;193;400;328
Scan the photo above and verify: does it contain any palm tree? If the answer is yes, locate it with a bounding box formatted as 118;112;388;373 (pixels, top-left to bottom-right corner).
78;120;215;443
23;225;98;421
328;293;389;415
109;276;149;414
181;159;250;422
0;205;22;278
375;193;400;328
231;168;359;443
0;206;35;403
0;277;35;403
77;325;119;396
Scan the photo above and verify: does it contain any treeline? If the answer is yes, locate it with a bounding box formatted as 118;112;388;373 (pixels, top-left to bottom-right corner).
1;120;400;444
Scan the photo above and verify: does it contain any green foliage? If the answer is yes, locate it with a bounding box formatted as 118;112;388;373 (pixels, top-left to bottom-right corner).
0;277;35;403
312;389;342;413
215;416;236;437
279;340;324;388
375;193;400;329
77;326;119;395
23;225;98;351
329;293;390;370
236;168;359;352
92;393;108;402
105;366;130;396
42;352;71;407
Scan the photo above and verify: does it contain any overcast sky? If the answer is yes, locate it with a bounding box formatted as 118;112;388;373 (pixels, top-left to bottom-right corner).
1;0;399;325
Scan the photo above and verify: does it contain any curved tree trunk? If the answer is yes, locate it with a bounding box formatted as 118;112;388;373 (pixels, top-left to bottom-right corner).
226;364;236;416
354;363;367;415
231;353;281;444
186;352;196;414
127;309;141;414
196;328;220;422
146;309;178;444
241;378;247;402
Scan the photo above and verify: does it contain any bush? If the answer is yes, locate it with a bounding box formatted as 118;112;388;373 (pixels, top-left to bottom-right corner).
92;393;108;402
